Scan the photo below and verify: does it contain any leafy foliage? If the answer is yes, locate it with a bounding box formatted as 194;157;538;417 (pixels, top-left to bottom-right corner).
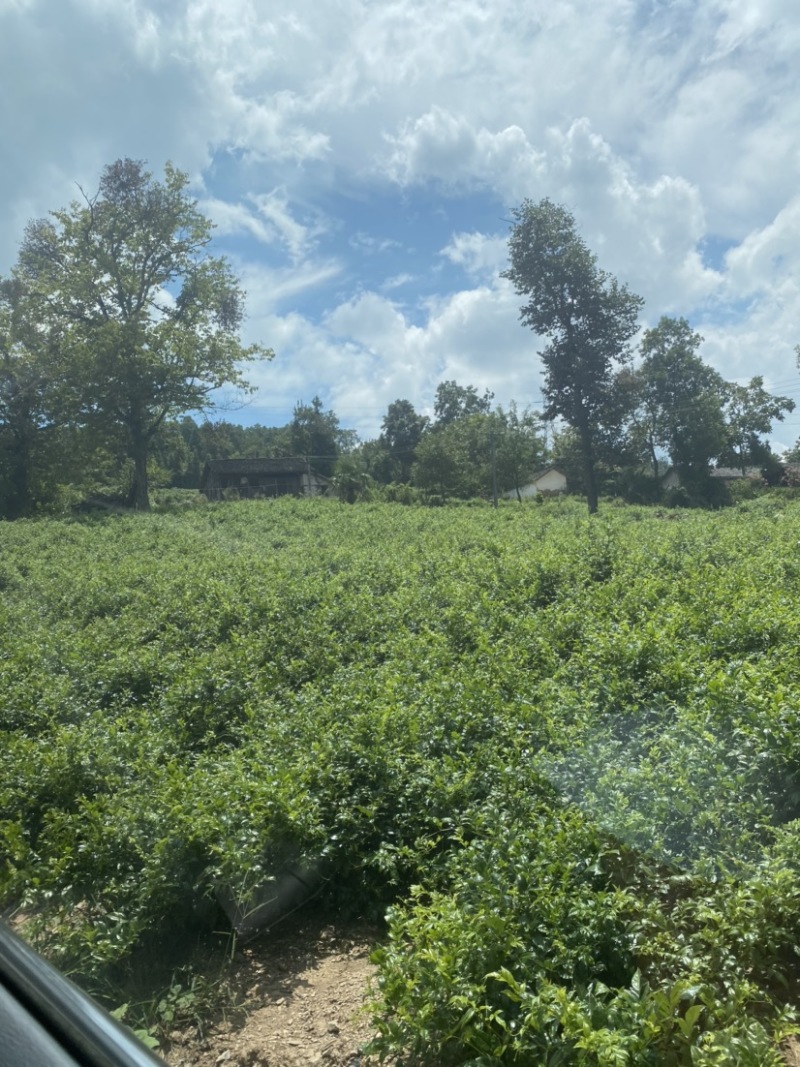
10;159;272;511
380;399;429;482
720;377;794;475
289;395;356;476
2;498;800;1062
434;380;494;426
632;317;727;493
502;199;644;513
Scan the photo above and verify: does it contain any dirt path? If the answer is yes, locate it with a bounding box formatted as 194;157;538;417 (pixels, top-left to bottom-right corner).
164;919;385;1067
160;915;800;1067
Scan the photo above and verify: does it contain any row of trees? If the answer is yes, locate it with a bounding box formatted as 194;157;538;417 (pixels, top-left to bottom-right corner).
361;382;547;500
0;163;796;517
143;382;547;504
150;397;357;490
147;346;794;510
359;348;794;505
502;199;796;512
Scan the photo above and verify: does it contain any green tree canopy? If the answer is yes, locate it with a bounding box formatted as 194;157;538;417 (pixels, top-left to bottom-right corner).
493;403;548;501
502;199;643;514
635;317;727;494
0;278;63;517
380;398;429;482
412;411;532;502
412;421;469;499
433;380;494;427
14;158;272;509
331;453;372;503
721;377;794;475
289;396;357;477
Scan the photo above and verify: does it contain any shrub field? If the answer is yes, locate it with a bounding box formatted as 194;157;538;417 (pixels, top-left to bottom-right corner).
2;495;800;1063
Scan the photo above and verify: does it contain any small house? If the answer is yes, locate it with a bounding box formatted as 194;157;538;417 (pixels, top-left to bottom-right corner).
505;466;567;500
200;458;329;501
710;466;763;482
662;465;763;489
781;463;800;487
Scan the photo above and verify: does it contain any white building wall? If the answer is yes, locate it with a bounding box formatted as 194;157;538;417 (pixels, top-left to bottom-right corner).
536;470;567;492
504;469;567;499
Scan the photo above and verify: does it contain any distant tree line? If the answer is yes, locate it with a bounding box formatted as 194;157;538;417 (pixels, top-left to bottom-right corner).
155;344;797;510
145;381;549;506
2;167;798;518
502;198;796;513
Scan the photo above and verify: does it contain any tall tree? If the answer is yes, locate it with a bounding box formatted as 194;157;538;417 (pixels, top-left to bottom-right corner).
413;413;509;500
15;159;272;510
380;399;429;482
502;199;643;514
721;377;794;475
0;278;65;517
493;402;548;501
289;396;356;477
433;380;494;427
636;317;727;493
354;437;396;485
331;453;372;504
412;424;464;499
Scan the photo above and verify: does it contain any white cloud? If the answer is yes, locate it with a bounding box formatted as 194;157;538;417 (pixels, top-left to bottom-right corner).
441;232;511;280
723;198;800;298
384;108;544;194
536;120;723;313
325;291;413;353
381;107;724;315
201;190;327;263
381;273;415;291
236;258;343;323
708;0;800;62
2;0;800;436
349;232;402;255
315;280;543;433
249;191;323;262
199;199;273;244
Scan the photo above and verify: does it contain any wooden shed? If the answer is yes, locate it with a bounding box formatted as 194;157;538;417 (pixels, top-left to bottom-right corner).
199;458;329;501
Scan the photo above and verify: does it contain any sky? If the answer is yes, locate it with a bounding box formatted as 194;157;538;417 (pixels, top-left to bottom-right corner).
2;0;800;446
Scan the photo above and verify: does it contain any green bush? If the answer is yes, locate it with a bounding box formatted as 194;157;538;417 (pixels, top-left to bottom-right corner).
1;499;799;1060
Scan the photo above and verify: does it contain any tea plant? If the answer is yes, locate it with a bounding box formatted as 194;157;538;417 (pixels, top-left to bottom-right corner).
2;496;800;1061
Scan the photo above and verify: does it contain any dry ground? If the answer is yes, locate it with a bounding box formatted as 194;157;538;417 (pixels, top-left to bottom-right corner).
163;917;386;1067
154;914;800;1067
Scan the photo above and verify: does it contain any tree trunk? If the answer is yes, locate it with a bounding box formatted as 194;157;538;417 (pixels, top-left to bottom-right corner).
126;434;150;511
577;419;599;515
584;464;599;515
648;439;659;481
5;416;34;519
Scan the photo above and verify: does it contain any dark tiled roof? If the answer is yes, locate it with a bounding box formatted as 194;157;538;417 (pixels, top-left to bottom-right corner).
710;466;762;479
204;457;310;476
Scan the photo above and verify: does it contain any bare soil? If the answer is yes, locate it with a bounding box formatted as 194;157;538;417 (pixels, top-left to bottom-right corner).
155;914;800;1067
164;917;386;1067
